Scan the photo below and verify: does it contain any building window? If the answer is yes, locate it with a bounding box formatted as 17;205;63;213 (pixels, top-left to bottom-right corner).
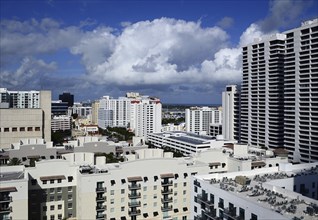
35;127;40;131
27;127;33;131
183;182;187;187
68;176;73;182
121;197;125;203
50;215;54;220
43;216;47;220
68;194;72;200
57;187;62;193
12;127;17;132
153;186;157;190
110;208;114;212
68;186;72;192
4;128;9;132
153;202;157;207
174;183;178;188
50;205;54;211
182;216;187;220
110;190;114;195
68;203;72;209
57;179;62;183
43;206;47;211
50;196;54;201
251;213;258;220
20;127;25;132
143;186;147;191
110;199;114;204
121;206;125;211
50;188;55;194
57;214;62;220
57;195;62;201
194;206;197;213
121;189;125;194
58;205;62;210
50;180;54;184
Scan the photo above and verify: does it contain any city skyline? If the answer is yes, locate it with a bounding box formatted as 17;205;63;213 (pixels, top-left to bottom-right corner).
1;0;317;104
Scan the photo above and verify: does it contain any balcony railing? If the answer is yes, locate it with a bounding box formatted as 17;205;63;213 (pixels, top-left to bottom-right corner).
161;197;173;203
224;208;237;218
96;196;106;201
161;205;173;212
0;196;12;203
161;180;173;186
96;187;106;192
128;201;141;207
161;189;173;194
96;213;106;219
128;183;141;190
128;192;141;199
128;210;141;216
0;206;12;213
96;205;106;210
197;194;214;206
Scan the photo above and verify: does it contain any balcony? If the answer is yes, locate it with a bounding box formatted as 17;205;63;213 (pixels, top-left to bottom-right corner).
96;187;106;192
96;213;106;219
161;180;173;186
224;208;238;219
128;210;141;216
96;205;106;210
0;206;12;213
204;208;217;218
0;196;12;203
161;189;173;194
128;183;141;190
161;205;173;212
128;201;141;207
96;196;106;201
197;194;214;206
161;197;173;203
128;192;141;199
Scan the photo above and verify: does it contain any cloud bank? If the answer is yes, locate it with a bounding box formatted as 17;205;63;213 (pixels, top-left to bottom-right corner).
0;0;313;102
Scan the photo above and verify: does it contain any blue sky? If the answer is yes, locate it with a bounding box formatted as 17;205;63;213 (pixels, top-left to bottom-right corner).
0;0;317;104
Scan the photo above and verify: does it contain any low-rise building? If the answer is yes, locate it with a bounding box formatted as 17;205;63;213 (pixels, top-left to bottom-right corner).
147;131;234;155
191;162;318;220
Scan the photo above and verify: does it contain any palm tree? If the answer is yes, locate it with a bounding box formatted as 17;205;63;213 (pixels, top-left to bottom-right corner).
8;157;22;166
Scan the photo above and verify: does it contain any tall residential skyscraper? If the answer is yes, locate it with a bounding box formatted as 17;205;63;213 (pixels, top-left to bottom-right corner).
185;106;222;135
239;19;318;163
222;85;240;141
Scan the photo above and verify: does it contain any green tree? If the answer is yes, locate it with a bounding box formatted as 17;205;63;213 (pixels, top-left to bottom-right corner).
8;157;22;166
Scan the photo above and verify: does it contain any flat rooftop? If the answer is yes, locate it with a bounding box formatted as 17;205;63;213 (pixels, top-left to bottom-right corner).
203;165;318;220
0;171;24;181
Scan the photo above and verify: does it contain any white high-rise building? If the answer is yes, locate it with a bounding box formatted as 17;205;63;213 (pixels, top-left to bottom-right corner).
98;93;162;139
130;98;162;139
185;107;222;135
98;96;131;129
239;19;318;162
222;85;239;141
